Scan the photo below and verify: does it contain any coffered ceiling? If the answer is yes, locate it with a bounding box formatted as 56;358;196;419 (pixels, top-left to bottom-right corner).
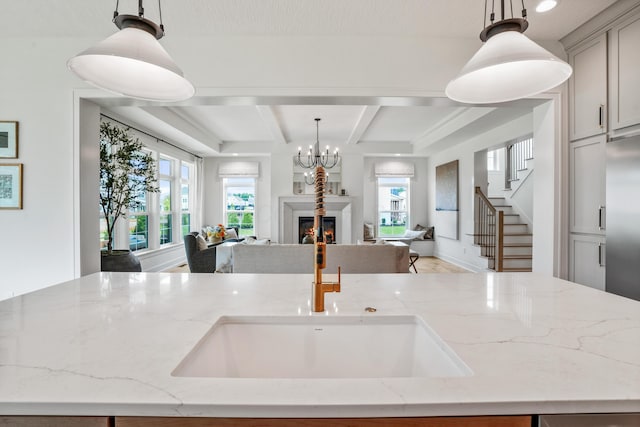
19;0;616;157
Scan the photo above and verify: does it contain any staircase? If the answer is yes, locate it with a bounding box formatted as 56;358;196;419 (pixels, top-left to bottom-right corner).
487;196;532;272
473;187;532;273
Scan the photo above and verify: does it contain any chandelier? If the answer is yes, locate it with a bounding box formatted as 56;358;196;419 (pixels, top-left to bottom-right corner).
67;0;195;102
296;118;340;185
445;0;572;104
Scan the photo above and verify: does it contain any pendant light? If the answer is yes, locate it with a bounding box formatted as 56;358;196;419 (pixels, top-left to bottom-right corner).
445;0;572;104
67;0;195;102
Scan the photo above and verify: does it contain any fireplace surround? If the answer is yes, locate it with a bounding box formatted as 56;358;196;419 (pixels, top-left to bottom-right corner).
279;196;352;244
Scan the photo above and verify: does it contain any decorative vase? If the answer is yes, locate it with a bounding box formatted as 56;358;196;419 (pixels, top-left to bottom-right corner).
101;250;142;272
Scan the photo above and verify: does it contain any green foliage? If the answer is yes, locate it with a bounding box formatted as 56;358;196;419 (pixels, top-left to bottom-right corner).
379;225;406;236
241;212;254;226
100;121;159;253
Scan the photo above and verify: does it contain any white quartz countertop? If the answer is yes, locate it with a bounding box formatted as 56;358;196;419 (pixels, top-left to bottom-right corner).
0;272;639;417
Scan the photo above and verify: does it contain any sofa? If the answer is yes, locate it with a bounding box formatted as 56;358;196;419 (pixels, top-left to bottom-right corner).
232;243;410;274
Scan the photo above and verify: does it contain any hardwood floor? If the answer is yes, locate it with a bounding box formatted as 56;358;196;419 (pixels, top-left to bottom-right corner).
166;256;469;274
412;256;470;274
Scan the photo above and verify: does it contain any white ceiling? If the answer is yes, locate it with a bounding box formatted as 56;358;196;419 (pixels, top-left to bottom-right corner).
24;0;616;157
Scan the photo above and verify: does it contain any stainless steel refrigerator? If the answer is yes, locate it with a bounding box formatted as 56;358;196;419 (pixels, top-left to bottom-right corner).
606;134;640;301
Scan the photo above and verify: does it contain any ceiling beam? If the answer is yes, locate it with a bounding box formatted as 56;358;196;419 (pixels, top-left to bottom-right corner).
139;106;223;153
411;107;497;150
256;106;287;144
346;106;381;144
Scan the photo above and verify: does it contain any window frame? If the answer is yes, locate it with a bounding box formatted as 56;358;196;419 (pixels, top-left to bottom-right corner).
100;133;198;253
223;177;257;237
376;176;410;238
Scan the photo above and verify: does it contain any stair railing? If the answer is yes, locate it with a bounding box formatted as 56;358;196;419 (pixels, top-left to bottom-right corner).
474;186;504;272
505;136;534;190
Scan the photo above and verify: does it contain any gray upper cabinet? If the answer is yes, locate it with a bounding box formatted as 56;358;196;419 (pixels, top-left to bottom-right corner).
569;33;608;141
569;135;606;235
609;12;640;131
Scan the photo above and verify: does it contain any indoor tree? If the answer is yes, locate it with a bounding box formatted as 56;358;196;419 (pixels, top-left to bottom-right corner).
100;121;158;254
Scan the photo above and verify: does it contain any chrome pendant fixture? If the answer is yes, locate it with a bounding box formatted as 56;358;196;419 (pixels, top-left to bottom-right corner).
67;0;195;102
445;0;572;104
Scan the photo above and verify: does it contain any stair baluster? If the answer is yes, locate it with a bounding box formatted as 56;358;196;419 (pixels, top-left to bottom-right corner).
475;186;505;272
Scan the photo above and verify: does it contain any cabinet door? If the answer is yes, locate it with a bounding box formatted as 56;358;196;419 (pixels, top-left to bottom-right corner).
569;135;606;234
569;234;606;291
569;34;607;140
609;11;640;131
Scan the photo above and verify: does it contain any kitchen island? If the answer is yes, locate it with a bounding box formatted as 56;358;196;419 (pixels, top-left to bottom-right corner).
0;272;638;424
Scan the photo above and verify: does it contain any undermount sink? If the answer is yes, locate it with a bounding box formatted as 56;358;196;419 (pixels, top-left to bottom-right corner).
172;315;472;379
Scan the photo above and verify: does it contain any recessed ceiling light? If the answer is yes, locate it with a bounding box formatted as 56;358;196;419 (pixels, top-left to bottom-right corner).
536;0;558;13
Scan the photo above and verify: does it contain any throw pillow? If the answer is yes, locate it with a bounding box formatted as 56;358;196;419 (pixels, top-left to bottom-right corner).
243;237;270;245
363;222;374;240
415;224;434;240
402;229;427;240
425;226;434;240
195;234;208;251
225;227;239;240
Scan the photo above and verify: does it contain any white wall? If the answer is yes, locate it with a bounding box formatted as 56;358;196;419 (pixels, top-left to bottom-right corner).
0;31;568;299
532;99;562;276
427;114;535;271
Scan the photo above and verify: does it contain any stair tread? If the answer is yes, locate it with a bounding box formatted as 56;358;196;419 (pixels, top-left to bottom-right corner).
503;243;533;247
501;268;533;272
503;255;532;259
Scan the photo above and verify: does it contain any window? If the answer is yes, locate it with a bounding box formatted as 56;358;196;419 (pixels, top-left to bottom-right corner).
224;177;255;237
487;149;501;172
377;177;409;237
99;120;199;253
158;157;174;245
181;163;193;237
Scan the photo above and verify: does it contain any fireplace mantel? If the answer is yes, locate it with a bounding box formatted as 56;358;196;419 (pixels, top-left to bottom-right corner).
279;196;353;244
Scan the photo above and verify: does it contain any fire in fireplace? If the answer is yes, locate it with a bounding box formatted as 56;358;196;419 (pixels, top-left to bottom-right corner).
298;216;336;244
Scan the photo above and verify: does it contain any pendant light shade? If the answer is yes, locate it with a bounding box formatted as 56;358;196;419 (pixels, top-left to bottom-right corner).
446;31;572;104
446;2;572;104
67;4;195;102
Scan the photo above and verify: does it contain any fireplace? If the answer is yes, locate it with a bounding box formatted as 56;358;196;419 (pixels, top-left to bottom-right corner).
298;217;336;244
279;196;352;244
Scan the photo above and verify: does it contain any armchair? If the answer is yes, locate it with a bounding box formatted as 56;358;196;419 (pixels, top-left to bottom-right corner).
183;232;217;273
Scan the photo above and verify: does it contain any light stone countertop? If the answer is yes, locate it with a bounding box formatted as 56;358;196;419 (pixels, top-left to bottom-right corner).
0;272;638;418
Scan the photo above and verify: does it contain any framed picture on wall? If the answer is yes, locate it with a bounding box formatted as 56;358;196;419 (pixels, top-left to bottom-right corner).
0;121;19;158
0;164;23;209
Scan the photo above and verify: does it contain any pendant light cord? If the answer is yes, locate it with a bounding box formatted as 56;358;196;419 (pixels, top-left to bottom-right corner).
485;0;527;26
158;0;164;33
113;0;119;21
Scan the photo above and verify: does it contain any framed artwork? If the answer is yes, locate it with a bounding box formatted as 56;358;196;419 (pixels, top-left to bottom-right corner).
0;121;19;158
435;159;459;240
0;164;23;209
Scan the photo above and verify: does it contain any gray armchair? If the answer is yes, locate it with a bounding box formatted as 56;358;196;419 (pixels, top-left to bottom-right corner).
183;232;217;273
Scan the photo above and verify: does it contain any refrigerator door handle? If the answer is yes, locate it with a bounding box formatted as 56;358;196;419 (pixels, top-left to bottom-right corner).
598;206;605;230
599;243;606;267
